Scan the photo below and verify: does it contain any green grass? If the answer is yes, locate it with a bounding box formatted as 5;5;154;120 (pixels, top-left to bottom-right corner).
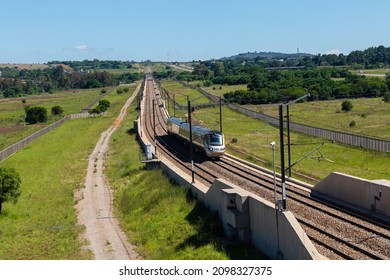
350;69;390;75
251;98;390;139
202;84;248;97
0;86;136;259
105;101;265;260
161;80;210;106
0;88;109;150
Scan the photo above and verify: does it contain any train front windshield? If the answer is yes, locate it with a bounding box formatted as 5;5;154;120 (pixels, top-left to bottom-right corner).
209;134;223;146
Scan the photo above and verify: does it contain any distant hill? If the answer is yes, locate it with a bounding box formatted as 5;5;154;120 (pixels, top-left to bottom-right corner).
220;51;313;61
0;63;50;70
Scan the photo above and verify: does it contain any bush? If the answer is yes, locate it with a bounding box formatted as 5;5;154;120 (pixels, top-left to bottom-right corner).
89;99;110;114
341;100;353;112
25;106;48;124
349;120;356;127
98;99;110;111
383;92;390;103
51;105;64;115
0;167;21;213
204;80;213;87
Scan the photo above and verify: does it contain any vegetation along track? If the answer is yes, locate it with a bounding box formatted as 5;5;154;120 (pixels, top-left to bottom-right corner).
141;76;390;260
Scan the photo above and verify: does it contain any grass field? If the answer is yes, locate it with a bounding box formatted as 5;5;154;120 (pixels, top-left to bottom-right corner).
350;69;390;75
0;86;136;259
250;97;390;139
160;80;210;106
0;64;50;70
0;88;109;150
202;84;247;97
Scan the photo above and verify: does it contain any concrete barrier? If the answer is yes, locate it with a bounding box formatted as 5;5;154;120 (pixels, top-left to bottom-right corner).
313;172;390;223
158;157;324;259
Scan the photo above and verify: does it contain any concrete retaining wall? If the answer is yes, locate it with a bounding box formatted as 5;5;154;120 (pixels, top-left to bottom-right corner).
313;172;390;221
159;158;323;259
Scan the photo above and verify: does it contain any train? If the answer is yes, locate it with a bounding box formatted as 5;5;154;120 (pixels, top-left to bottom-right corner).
167;116;225;158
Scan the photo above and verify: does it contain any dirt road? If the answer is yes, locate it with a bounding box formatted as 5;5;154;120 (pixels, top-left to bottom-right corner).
74;86;142;260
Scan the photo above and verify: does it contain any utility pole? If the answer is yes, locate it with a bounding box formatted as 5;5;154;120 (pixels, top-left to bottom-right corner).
188;99;195;183
173;94;176;117
286;105;291;177
278;104;286;210
279;93;310;210
219;97;223;133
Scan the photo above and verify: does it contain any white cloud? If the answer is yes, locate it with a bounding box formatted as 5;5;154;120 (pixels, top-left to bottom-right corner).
324;49;341;55
74;44;87;50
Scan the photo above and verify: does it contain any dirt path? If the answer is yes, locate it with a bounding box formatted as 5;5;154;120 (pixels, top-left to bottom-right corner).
74;86;142;260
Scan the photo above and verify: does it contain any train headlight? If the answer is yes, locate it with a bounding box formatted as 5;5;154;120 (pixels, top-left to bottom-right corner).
209;148;213;151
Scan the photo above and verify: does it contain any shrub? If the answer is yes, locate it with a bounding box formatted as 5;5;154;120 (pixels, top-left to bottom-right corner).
51;105;64;115
341;100;353;112
25;106;48;124
98;99;110;111
204;80;213;87
0;167;21;213
349;120;356;127
383;92;390;103
89;99;110;114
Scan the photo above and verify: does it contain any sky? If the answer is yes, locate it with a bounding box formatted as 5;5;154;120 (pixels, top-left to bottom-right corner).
1;0;390;63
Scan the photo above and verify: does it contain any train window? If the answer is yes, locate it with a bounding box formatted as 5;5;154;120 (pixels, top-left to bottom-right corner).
209;134;223;145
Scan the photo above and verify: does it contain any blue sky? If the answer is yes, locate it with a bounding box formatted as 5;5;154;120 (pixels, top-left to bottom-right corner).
1;0;390;63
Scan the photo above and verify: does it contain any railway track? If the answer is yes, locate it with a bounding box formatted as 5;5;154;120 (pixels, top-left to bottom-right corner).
141;75;390;260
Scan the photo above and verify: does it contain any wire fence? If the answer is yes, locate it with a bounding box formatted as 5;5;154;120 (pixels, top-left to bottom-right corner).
228;104;390;153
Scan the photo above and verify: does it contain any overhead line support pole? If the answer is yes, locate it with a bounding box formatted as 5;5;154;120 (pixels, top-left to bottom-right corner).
279;104;286;210
188;99;195;184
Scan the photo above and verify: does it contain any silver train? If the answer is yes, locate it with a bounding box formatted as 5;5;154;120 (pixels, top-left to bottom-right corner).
167;117;225;158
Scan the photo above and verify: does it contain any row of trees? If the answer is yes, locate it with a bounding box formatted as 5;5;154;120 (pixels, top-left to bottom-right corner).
223;70;390;105
1;59;144;98
47;59;135;71
0;66;117;97
170;57;390;105
172;59;390;105
221;45;390;68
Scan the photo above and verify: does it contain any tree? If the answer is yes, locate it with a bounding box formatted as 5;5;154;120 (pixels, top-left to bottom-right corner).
341;100;353;112
89;99;110;114
98;99;110;111
213;61;225;76
51;105;64;115
0;167;21;213
25;106;48;124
